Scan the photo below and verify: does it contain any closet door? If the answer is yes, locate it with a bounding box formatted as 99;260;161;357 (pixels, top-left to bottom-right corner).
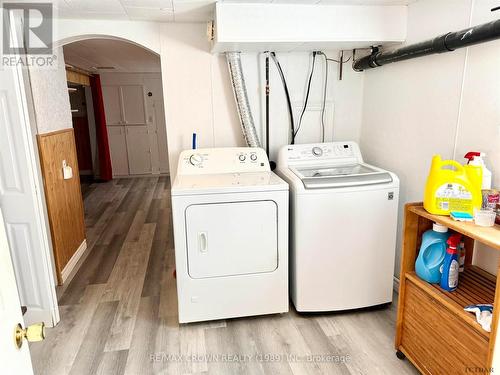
125;126;152;174
155;102;169;174
102;86;122;125
121;85;146;125
107;126;129;176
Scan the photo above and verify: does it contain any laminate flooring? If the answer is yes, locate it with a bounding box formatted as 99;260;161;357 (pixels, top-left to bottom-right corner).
30;177;418;375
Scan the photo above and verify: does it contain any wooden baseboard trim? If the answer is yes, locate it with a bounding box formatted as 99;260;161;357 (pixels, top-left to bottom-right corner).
61;239;87;284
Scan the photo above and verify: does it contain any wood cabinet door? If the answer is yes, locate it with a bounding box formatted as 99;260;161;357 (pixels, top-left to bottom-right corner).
102;85;122;125
121;85;146;125
125;126;152;175
107;126;129;176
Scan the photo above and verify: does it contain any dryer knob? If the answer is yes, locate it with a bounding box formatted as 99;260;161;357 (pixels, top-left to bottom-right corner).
312;147;323;157
189;153;203;166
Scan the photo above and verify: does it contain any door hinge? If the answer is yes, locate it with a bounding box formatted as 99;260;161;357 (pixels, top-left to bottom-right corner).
207;21;215;41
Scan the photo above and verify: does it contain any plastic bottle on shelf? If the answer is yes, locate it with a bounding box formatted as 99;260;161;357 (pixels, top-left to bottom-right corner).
440;233;462;292
415;223;450;284
459;240;466;273
424;155;482;216
464;152;492;190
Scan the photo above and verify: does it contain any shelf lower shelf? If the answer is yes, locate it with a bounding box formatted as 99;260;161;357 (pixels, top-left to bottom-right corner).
408;204;500;251
405;265;495;340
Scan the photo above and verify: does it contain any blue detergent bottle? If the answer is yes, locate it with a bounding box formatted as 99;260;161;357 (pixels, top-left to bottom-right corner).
440;233;462;292
415;223;449;283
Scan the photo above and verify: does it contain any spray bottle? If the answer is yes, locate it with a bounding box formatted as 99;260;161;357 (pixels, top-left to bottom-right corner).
440;233;462;292
464;152;492;190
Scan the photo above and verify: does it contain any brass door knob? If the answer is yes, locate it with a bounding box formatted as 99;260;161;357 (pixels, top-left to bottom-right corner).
14;322;45;349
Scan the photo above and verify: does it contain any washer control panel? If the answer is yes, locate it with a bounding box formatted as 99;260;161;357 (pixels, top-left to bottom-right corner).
178;147;271;175
279;142;363;166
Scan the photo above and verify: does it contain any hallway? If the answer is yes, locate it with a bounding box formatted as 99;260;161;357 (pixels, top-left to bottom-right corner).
29;177;417;375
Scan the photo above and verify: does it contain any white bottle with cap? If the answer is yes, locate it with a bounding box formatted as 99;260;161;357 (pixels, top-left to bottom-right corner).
464;152;492;190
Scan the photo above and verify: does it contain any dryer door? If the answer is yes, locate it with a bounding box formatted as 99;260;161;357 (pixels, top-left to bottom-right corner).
185;200;278;279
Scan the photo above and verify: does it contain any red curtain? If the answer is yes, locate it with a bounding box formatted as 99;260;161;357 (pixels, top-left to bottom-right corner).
90;74;113;181
72;116;93;171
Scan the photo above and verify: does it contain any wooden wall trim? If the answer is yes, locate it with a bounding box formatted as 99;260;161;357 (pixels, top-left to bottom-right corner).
38;128;74;138
66;69;90;86
37;128;86;285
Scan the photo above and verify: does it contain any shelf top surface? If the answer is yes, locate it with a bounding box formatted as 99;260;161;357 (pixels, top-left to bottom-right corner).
408;204;500;251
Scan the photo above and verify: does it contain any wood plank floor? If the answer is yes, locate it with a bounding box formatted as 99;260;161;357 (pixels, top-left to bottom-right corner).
30;177;418;375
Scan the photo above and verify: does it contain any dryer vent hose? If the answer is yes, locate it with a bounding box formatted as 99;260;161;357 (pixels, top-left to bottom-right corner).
225;52;261;148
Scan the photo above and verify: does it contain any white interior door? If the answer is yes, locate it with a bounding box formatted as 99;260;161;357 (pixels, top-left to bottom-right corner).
0;209;34;375
107;126;129;176
121;85;146;125
102;85;122;125
143;77;169;174
125;126;152;174
0;63;58;326
155;100;169;174
186;201;278;278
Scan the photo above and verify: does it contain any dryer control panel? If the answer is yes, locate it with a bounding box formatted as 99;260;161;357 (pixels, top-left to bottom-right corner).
177;147;271;175
278;142;363;167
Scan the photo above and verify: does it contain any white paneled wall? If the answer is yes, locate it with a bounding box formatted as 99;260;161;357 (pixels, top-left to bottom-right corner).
161;23;365;176
360;0;500;277
100;72;169;175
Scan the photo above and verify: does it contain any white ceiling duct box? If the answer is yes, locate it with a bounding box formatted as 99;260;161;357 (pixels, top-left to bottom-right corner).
211;3;407;53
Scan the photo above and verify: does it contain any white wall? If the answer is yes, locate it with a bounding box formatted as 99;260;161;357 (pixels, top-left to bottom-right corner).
161;23;365;176
360;0;500;277
100;72;169;174
54;19;161;54
52;19;365;177
29;47;73;134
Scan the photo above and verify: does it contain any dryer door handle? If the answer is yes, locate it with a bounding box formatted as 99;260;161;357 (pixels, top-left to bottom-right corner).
198;232;208;253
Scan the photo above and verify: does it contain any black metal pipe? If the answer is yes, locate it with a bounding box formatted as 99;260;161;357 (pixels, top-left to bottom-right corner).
353;18;500;71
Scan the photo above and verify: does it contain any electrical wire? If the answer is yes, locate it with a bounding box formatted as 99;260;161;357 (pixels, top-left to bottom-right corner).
265;52;270;156
270;52;295;144
294;51;317;141
326;56;352;64
317;52;328;142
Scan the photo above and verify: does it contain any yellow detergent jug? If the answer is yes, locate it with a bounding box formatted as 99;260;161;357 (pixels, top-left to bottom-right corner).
424;155;482;216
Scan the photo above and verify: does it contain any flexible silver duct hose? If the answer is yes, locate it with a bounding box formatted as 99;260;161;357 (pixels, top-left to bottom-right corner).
225;52;261;148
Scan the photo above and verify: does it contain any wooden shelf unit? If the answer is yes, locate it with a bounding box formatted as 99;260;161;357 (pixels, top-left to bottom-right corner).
396;202;500;374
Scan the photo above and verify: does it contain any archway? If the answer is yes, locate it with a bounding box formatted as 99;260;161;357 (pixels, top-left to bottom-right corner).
28;34;168;312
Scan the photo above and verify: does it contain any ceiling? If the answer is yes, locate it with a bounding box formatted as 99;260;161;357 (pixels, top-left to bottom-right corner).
63;39;161;73
52;0;415;22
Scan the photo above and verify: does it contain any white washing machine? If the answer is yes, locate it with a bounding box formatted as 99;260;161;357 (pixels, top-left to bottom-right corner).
276;142;399;312
171;147;289;323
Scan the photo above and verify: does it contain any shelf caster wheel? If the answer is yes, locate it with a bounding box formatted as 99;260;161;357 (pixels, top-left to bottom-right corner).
396;350;406;360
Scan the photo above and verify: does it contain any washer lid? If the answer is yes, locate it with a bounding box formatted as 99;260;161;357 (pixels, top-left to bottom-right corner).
172;171;288;196
293;163;393;189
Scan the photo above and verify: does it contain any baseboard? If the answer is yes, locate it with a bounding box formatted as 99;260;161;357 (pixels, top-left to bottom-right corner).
113;173;170;179
61;239;87;284
24;306;58;327
393;276;400;293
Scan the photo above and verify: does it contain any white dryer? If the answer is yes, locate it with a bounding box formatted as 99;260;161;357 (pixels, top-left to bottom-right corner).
171;147;289;323
276;142;399;312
